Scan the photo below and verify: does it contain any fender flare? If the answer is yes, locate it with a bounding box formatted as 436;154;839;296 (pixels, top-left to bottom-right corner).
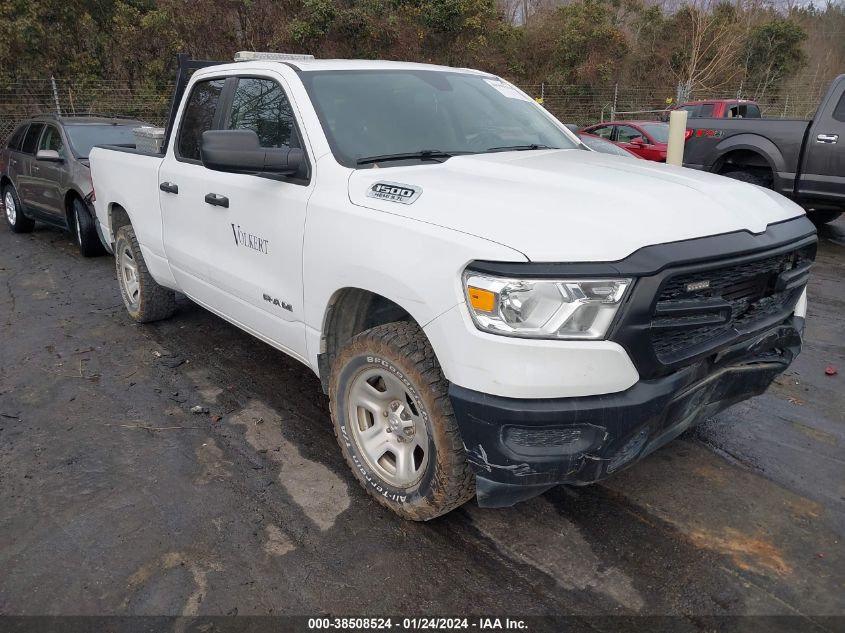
710;135;788;189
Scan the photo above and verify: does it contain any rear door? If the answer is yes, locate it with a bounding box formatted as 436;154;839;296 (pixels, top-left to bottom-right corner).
2;123;28;184
199;74;313;359
158;76;228;299
29;124;67;220
16;123;44;210
798;79;845;206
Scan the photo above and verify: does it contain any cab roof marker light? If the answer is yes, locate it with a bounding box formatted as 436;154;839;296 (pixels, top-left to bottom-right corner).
234;51;316;62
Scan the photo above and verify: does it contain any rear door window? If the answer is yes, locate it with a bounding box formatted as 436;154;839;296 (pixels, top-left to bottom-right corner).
177;78;226;161
6;124;28;151
21;123;45;154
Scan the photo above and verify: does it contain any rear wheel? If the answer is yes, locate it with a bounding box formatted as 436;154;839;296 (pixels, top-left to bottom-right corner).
329;321;475;521
722;169;770;188
72;198;106;257
114;224;176;322
3;185;35;233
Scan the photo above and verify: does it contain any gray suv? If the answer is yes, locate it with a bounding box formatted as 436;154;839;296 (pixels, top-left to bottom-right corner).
1;115;146;256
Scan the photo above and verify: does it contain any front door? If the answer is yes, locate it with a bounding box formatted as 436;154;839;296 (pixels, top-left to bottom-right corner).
200;75;313;361
799;87;845;207
29;124;66;220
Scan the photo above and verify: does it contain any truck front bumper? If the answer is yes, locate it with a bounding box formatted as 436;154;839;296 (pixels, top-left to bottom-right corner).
449;318;803;508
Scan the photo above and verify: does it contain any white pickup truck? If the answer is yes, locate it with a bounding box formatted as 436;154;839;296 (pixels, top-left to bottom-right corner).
90;53;817;520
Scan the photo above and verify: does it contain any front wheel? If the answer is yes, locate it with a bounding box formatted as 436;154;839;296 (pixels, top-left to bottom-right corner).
329;321;475;520
114;224;176;323
72;198;107;257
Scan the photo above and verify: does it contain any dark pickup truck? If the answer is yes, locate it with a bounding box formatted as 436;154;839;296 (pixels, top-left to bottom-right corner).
683;74;845;224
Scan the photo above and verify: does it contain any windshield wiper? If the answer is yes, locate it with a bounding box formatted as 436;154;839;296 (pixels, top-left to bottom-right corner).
484;144;559;153
356;150;459;165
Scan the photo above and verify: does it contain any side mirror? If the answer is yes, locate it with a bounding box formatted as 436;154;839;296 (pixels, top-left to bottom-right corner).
36;149;62;162
630;137;646;146
201;129;303;176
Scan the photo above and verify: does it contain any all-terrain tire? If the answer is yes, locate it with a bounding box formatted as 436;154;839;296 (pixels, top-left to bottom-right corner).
72;198;107;257
114;224;176;323
722;170;770;188
3;184;35;233
329;321;475;520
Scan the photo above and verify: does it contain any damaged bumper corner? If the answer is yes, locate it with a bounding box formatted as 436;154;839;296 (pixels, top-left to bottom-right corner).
450;318;804;508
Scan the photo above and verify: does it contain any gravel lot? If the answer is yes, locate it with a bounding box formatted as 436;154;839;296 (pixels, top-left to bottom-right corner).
0;217;843;631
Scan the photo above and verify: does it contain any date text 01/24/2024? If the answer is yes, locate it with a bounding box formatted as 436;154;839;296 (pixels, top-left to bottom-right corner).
307;618;528;630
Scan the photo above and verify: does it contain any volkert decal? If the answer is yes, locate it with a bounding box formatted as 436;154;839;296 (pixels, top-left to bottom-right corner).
231;224;270;255
366;181;422;205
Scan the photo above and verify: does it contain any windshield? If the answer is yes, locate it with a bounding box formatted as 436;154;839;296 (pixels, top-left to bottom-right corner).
639;123;669;144
300;70;578;167
65;124;142;158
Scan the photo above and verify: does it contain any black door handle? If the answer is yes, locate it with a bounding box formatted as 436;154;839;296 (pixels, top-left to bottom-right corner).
159;182;179;194
205;193;229;208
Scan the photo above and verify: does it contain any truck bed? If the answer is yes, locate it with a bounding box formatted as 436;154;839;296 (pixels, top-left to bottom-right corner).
683;118;812;196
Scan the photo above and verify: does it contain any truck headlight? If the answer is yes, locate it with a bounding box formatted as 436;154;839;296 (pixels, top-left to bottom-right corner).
463;273;632;340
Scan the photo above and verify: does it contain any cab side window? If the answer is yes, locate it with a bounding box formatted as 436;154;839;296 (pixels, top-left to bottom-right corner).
177;78;226;161
590;125;613;140
698;104;715;117
228;78;296;149
6;124;28;151
21;123;45;155
39;126;64;157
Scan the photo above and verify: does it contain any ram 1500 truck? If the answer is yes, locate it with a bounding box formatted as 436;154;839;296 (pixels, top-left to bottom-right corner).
90;53;817;520
683;74;845;225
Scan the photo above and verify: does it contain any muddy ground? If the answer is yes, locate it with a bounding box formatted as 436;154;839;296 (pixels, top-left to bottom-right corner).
0;216;843;631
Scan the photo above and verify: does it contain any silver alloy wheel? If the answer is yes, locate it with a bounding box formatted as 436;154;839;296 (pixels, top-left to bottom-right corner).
4;191;16;225
74;207;82;246
347;367;430;488
119;242;140;309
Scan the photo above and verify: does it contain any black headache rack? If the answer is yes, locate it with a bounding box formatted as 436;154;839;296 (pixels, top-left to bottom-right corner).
161;53;226;154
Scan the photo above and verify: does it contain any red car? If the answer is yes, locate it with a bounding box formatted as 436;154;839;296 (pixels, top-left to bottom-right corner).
664;99;761;120
579;121;669;162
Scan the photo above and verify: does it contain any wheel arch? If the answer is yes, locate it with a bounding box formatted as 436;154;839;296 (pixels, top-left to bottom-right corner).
317;287;424;393
108;202;132;241
711;136;788;191
63;188;88;229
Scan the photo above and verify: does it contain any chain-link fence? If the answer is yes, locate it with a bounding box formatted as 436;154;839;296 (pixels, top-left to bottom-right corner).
0;77;833;145
519;82;830;127
0;78;172;143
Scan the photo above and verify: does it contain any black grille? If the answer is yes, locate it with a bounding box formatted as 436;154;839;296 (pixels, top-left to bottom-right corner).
649;245;815;363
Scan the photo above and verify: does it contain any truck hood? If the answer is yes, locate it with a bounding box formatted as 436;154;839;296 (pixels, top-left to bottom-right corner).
347;149;805;262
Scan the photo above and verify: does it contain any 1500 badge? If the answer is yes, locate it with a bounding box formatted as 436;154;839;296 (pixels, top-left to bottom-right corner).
366;181;422;205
